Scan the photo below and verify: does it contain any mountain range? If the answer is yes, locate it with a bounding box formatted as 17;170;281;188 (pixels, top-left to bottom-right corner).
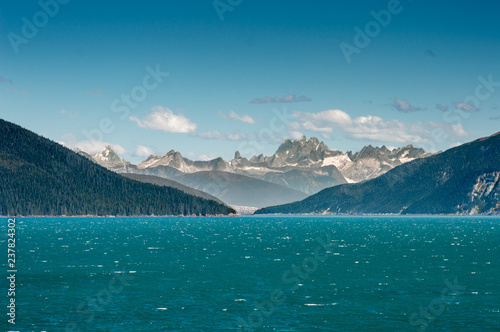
256;132;500;215
3;117;498;216
88;136;429;208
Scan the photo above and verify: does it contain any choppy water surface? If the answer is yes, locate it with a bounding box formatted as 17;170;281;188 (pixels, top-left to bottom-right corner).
1;216;499;331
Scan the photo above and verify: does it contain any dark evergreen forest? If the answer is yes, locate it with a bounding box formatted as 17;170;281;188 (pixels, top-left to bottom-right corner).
0;119;234;216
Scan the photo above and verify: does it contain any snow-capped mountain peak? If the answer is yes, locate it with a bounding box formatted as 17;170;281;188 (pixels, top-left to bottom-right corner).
89;136;429;195
93;145;122;162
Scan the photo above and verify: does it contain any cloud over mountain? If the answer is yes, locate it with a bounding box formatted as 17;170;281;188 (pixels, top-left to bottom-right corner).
135;145;155;157
288;109;467;144
129;106;197;133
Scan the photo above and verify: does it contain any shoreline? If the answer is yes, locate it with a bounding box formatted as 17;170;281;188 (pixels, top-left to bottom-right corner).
2;213;499;218
0;213;239;218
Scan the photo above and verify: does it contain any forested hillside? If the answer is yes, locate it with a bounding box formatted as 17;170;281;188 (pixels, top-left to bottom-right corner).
0;119;234;216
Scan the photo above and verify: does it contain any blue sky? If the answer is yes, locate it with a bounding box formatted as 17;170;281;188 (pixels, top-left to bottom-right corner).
1;0;499;163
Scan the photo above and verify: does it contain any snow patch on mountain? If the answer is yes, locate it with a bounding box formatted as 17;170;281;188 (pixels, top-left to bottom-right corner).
90;136;429;195
90;146;130;172
322;154;352;170
93;145;122;162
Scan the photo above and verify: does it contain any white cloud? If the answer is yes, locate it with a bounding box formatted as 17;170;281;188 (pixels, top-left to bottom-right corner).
427;121;469;138
199;153;217;161
59;133;127;155
449;142;463;149
220;110;255;124
291;110;352;132
289;109;468;144
451;123;467;137
454;102;478;112
135;145;155;157
289;131;304;140
61;138;126;155
129;106;197;133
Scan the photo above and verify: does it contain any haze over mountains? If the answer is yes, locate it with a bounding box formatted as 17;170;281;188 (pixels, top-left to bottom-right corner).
257;132;500;215
121;173;225;205
87;136;429;208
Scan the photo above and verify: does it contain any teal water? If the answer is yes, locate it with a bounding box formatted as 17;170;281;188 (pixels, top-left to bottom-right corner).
1;216;499;331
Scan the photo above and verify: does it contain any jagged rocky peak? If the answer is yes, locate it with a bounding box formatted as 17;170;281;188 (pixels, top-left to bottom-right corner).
230;153;250;167
144;154;161;162
269;153;286;167
392;144;414;153
165;149;181;157
250;153;266;163
209;156;225;164
352;145;378;160
136;154;162;169
90;146;131;173
161;150;185;166
391;145;428;160
94;145;123;162
159;149;182;162
379;145;390;154
350;144;405;161
275;136;330;160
